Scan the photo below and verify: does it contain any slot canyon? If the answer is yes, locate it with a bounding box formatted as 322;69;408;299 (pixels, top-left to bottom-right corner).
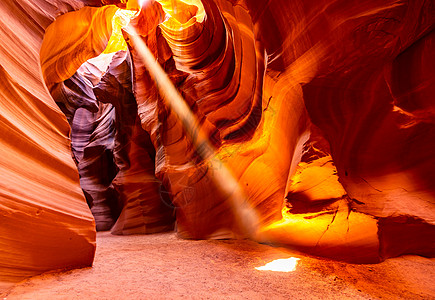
1;0;434;298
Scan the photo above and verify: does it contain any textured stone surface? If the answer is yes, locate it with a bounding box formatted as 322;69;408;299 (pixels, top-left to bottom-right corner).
1;0;434;292
0;0;97;293
41;7;175;234
129;0;434;261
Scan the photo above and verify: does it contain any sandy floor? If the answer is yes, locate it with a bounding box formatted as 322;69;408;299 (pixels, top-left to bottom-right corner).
2;232;435;299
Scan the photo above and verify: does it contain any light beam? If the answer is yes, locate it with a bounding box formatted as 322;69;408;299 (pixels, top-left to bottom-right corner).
125;24;260;239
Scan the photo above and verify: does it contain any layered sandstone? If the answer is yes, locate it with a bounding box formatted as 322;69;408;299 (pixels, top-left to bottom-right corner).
0;0;98;292
1;0;434;292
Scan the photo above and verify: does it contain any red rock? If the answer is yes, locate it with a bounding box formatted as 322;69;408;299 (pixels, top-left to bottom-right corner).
1;0;434;291
0;0;97;292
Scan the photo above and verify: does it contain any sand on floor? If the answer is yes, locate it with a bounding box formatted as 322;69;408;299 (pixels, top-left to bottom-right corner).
2;231;434;299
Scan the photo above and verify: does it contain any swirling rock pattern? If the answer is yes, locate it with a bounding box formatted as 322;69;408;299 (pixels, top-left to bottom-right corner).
42;7;175;234
0;0;97;292
93;51;175;235
1;0;434;291
130;0;381;261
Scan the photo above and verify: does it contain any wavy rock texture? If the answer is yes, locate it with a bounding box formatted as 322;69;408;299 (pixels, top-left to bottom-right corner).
264;0;435;260
93;52;175;235
41;7;175;234
125;0;305;253
130;0;434;261
0;0;434;291
0;0;99;293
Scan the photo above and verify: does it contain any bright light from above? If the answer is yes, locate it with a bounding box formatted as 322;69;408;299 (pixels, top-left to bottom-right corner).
255;257;300;272
138;0;152;8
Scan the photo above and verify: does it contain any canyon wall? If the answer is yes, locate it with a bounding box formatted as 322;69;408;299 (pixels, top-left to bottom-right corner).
0;0;99;292
1;0;434;292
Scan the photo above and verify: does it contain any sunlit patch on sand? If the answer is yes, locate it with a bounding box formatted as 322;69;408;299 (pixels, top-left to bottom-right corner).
255;257;300;272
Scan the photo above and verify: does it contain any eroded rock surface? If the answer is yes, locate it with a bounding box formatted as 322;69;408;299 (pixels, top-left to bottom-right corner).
0;0;98;293
1;0;434;292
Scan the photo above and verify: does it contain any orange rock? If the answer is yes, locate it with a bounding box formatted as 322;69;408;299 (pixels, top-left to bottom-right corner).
0;0;97;292
1;1;434;292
